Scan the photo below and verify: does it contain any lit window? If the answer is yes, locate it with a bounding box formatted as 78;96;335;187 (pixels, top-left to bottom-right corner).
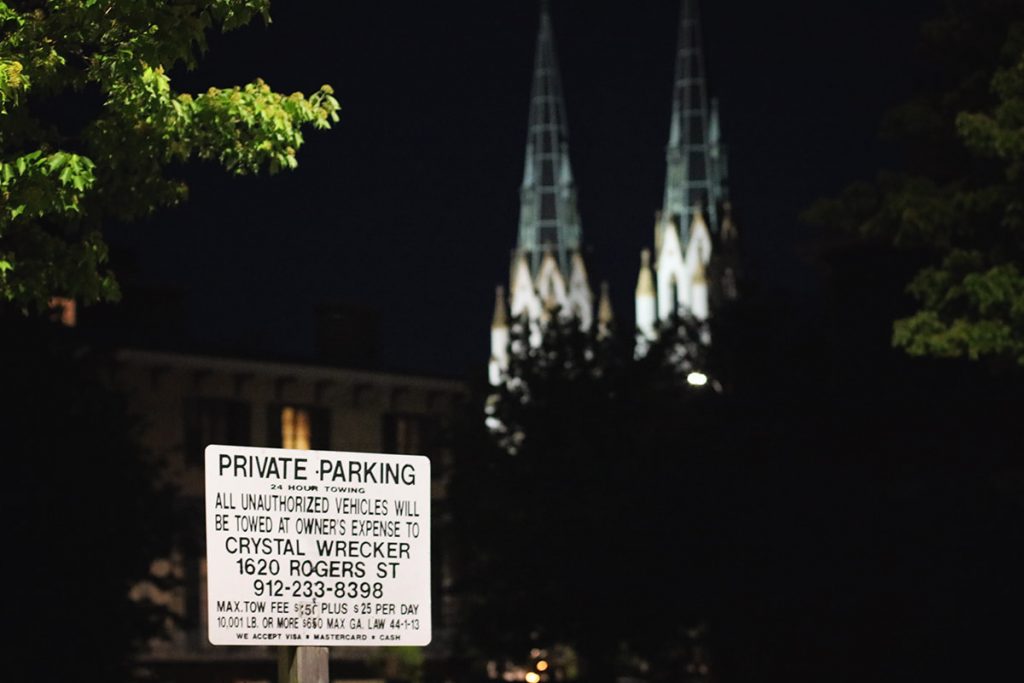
270;404;329;450
281;406;311;450
48;297;76;327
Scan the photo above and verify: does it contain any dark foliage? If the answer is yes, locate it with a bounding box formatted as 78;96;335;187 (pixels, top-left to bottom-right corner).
450;271;1024;683
0;315;176;681
805;0;1024;364
453;311;723;683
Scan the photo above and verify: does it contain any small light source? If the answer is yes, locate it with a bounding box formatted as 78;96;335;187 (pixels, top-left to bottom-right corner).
48;297;77;327
536;661;549;672
526;673;541;683
687;371;708;387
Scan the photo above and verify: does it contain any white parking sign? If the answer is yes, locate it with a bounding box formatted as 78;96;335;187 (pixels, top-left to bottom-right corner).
205;445;431;646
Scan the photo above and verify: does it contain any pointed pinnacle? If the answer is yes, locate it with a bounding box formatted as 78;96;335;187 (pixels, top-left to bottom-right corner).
692;258;707;285
492;286;508;329
637;249;656;297
570;251;588;282
598;281;614;325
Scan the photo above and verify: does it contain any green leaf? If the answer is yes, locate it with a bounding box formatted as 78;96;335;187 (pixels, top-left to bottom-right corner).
0;0;337;311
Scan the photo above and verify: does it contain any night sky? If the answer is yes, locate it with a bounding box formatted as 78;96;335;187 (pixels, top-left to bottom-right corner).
108;0;941;377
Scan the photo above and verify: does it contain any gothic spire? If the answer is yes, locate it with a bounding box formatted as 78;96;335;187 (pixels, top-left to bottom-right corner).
517;1;581;275
663;0;724;245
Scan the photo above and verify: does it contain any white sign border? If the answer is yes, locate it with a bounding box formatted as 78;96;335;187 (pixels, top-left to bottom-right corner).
204;444;432;647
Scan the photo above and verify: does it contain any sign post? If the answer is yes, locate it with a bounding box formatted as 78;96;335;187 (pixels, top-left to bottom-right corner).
204;445;432;682
278;645;329;683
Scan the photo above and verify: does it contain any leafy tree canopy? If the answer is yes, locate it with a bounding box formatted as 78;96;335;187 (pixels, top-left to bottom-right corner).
456;294;1024;683
805;0;1024;366
457;313;718;683
0;0;339;310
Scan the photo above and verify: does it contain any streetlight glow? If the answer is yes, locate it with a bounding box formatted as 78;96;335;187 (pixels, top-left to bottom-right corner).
687;371;708;386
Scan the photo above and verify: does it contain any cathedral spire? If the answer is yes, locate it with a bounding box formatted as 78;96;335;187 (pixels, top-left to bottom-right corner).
517;1;581;275
663;0;724;245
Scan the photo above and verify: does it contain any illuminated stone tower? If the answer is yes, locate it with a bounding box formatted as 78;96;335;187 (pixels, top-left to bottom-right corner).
636;0;738;357
661;0;727;246
490;1;593;386
516;0;582;276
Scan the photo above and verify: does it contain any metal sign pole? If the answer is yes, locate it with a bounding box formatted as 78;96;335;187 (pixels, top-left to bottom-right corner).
278;646;328;683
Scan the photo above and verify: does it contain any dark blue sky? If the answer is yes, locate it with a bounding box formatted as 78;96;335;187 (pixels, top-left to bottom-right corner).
108;0;941;377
